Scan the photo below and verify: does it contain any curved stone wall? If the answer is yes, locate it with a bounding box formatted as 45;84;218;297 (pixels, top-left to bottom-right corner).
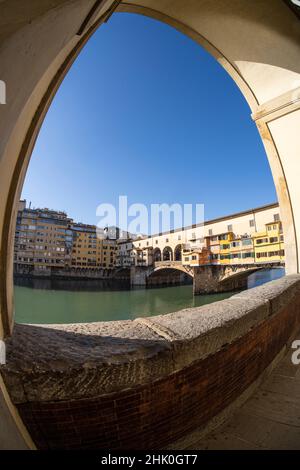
1;275;300;449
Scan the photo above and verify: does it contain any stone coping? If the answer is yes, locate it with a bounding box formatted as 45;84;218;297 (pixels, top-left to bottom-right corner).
1;275;300;403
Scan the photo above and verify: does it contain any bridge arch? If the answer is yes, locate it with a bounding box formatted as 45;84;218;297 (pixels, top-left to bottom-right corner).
147;265;194;287
219;266;263;291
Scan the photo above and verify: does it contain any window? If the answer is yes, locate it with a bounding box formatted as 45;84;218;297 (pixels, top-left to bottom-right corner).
257;252;268;258
269;237;278;243
274;214;280;222
256;238;268;244
221;244;230;250
178;235;181;240
242;252;254;258
192;255;197;260
227;224;233;232
249;219;255;227
184;257;189;262
267;226;272;231
166;238;169;243
208;229;213;236
242;239;252;246
268;251;280;257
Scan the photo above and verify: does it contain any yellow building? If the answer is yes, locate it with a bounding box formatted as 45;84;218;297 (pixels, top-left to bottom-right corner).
71;224;117;271
252;221;284;263
229;237;254;264
219;232;234;264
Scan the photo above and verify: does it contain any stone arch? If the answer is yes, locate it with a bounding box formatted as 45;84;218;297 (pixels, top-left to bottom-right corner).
163;246;173;261
147;266;194;286
0;0;298;339
152;265;194;277
0;0;300;450
153;248;162;262
174;244;182;261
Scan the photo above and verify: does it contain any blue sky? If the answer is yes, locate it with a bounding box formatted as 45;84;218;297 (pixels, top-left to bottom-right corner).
22;12;277;230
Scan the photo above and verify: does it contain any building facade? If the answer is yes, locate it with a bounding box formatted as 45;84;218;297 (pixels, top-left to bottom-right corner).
133;203;285;268
116;240;134;268
14;201;285;277
253;221;285;264
14;201;73;275
14;201;119;277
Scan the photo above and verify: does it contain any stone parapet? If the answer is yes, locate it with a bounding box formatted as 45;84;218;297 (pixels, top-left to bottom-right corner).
1;275;300;448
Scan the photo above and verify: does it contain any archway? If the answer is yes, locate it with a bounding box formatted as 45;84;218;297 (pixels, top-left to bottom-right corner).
163;246;173;261
153;248;161;262
0;0;300;450
0;1;299;338
174;244;182;261
147;266;193;287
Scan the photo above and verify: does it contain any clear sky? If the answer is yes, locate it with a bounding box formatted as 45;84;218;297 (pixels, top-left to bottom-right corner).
21;12;277;231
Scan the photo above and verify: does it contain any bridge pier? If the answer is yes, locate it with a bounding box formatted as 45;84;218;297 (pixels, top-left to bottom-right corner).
130;266;151;286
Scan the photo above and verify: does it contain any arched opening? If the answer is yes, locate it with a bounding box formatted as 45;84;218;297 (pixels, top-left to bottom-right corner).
153;248;162;262
147;267;193;287
162;246;173;262
0;0;300;452
174;244;182;261
0;2;299;337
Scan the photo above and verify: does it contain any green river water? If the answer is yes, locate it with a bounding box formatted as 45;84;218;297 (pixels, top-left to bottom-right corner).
14;268;284;324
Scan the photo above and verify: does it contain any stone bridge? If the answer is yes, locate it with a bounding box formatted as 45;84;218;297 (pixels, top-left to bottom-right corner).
131;262;283;294
153;261;194;276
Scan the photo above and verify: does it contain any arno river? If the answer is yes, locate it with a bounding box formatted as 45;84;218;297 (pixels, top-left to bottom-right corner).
14;268;284;324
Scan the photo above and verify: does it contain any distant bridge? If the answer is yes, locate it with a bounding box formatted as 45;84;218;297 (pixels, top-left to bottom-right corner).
131;261;284;294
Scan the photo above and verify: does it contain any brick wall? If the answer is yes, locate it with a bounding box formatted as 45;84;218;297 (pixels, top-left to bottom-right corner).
17;296;300;449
